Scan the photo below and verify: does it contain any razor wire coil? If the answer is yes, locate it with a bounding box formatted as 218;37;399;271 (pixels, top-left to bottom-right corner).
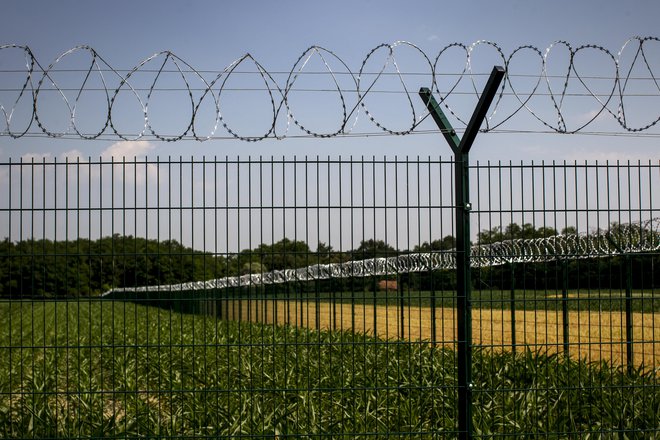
2;37;659;141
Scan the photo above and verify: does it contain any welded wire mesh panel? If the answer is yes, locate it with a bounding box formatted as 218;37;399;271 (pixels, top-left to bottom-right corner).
0;156;658;438
0;156;461;438
470;160;660;437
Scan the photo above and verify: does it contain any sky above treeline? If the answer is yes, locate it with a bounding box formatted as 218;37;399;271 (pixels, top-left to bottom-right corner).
0;0;658;163
0;1;659;253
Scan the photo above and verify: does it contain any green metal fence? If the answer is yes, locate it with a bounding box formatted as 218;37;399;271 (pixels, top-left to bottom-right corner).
1;156;658;438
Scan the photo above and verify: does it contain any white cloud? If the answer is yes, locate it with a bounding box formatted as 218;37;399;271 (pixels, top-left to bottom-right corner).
35;142;160;186
574;109;613;126
427;34;439;42
96;141;159;187
100;140;154;159
20;152;52;162
10;141;155;164
563;145;660;163
60;149;85;159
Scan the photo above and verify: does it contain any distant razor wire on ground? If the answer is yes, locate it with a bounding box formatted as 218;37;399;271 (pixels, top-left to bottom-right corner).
105;217;660;295
0;37;659;141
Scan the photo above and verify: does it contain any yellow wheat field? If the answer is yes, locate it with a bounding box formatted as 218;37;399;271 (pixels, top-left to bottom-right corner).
214;299;660;368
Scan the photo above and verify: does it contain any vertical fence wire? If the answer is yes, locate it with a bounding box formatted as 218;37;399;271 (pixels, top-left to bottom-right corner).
0;156;658;438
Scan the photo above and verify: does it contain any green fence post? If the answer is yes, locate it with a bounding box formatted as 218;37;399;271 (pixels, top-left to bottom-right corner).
430;269;437;345
605;233;634;371
398;274;405;340
419;65;505;440
562;260;570;356
509;263;516;355
315;279;321;330
625;255;633;372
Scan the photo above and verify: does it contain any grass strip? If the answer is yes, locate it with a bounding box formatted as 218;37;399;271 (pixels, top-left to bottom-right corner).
0;300;657;438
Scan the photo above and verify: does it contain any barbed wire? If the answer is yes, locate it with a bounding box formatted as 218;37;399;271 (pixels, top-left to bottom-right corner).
1;37;659;141
104;218;660;295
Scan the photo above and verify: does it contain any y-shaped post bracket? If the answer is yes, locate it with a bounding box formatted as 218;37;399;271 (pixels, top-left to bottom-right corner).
419;65;505;440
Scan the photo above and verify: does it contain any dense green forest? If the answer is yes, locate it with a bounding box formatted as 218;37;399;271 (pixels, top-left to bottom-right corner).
0;235;219;297
1;222;658;298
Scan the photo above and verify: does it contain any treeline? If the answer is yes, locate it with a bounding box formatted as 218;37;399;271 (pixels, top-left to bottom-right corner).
0;235;404;298
1;222;659;298
0;235;222;298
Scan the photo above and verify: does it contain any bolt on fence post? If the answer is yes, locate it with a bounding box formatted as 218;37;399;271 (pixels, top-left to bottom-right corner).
419;65;505;440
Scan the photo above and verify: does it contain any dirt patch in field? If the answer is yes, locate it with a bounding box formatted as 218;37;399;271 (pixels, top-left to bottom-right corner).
219;299;660;368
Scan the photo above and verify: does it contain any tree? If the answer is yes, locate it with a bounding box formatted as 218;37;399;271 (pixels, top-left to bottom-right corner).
478;222;558;244
413;235;456;252
255;238;311;271
316;242;333;261
478;226;503;244
241;261;268;275
352;239;397;260
0;235;225;297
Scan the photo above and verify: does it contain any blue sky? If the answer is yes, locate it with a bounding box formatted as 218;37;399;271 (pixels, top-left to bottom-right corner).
0;0;658;162
0;1;659;251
